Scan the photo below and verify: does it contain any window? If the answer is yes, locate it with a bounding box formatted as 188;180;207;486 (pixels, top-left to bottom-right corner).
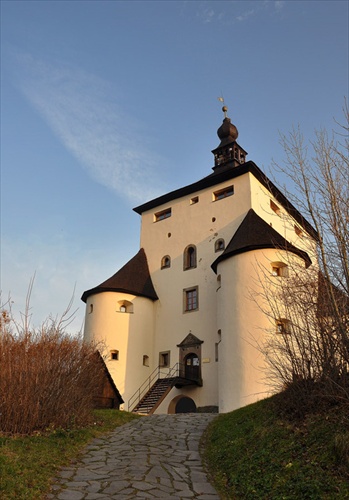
215;238;225;252
159;351;170;367
143;355;149;367
294;225;303;238
183;245;197;270
190;196;199;205
215;342;219;362
154;208;171;222
161;255;171;269
276;319;290;335
270;199;281;216
89;304;93;313
110;350;119;360
184;287;198;312
213;185;234;201
216;274;221;290
271;262;288;278
117;300;134;313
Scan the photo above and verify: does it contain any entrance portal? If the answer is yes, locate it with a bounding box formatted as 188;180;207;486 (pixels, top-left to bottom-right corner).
177;332;203;386
184;353;200;381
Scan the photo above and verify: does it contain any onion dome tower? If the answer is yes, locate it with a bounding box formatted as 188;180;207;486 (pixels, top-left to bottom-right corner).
212;105;248;170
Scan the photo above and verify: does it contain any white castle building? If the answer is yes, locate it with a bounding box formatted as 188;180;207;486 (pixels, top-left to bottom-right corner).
82;107;317;414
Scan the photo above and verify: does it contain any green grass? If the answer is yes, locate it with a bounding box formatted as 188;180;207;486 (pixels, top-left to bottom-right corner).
202;397;349;499
2;401;349;500
0;409;140;500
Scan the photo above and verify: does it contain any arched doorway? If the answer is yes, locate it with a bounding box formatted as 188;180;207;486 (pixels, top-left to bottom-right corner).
175;396;196;413
177;332;203;386
184;353;200;381
168;395;197;414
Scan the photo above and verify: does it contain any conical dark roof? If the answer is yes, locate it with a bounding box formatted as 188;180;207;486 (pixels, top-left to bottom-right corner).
211;209;312;273
81;248;158;302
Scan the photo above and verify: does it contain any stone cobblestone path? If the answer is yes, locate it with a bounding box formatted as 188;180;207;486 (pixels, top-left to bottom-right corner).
47;413;220;500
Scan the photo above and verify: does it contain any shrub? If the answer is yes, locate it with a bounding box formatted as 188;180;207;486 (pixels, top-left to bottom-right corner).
0;303;105;434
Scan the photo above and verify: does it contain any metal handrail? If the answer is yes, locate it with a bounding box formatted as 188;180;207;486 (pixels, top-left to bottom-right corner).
127;363;182;411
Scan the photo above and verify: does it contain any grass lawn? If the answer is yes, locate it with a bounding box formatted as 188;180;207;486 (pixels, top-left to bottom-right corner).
202;396;349;499
0;410;140;500
2;400;349;499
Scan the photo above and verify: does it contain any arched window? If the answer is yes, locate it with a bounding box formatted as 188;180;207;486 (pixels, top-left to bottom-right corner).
215;239;225;252
183;245;197;270
161;255;171;269
117;300;134;313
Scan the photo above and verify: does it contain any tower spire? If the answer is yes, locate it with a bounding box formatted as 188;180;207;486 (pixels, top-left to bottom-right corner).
212;98;247;170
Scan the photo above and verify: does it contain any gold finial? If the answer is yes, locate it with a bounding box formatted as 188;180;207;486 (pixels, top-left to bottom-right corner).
218;96;228;118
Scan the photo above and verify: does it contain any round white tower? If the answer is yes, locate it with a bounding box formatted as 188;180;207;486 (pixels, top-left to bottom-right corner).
82;249;158;408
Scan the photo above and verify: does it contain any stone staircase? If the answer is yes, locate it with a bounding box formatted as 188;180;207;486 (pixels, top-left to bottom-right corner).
131;377;177;415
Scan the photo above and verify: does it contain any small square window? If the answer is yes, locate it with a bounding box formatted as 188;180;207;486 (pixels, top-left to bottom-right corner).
154;208;171;222
271;262;288;278
276;319;290;335
213;185;234;201
110;350;119;360
270;200;281;216
294;225;303;237
190;196;199;205
159;351;170;367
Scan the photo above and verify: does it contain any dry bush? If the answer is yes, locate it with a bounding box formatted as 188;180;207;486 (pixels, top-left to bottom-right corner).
0;295;105;435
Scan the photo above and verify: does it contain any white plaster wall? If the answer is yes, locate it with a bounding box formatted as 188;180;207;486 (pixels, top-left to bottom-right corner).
139;173;253;410
217;250;276;413
216;246;318;413
249;174;317;261
83;292;154;409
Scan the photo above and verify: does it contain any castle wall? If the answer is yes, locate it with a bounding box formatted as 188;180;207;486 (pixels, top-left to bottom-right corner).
83;159;318;414
139;173;253;411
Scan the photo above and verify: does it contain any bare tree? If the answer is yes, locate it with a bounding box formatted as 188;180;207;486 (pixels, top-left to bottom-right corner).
256;102;349;412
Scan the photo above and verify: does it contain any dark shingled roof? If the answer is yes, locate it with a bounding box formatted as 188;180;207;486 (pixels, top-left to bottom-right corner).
81;248;158;303
211;209;312;273
133;161;318;241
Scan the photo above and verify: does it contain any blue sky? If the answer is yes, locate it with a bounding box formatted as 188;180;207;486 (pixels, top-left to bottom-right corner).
1;0;348;333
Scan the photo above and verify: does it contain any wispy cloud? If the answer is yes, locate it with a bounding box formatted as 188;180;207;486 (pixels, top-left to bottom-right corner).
194;1;285;25
11;51;165;204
